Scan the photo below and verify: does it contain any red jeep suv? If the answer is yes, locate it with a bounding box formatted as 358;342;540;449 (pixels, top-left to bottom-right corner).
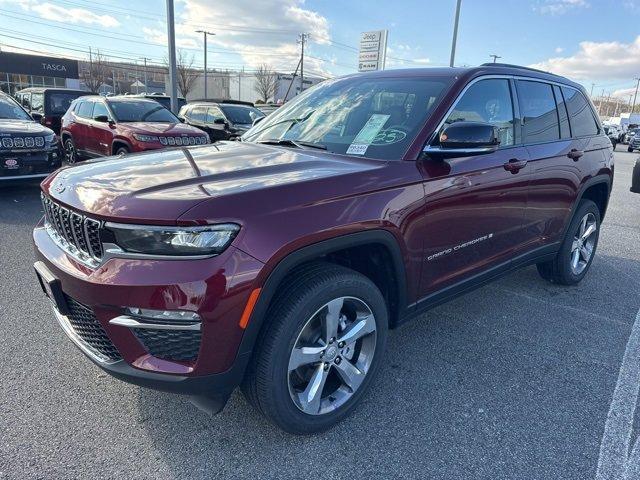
34;64;613;434
60;96;208;162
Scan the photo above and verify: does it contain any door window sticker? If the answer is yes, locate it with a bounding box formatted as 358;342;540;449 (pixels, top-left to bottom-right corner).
346;113;390;155
372;128;407;145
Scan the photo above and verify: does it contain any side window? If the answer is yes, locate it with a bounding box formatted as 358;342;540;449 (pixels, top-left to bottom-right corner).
92;102;110;119
77;101;94;119
445;79;515;147
31;93;44;113
517;80;560;143
562;87;599;137
553;85;571;139
190;106;207;122
206;107;225;123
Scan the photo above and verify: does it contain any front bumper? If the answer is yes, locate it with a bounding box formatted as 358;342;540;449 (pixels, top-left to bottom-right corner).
1;148;60;180
33;220;264;406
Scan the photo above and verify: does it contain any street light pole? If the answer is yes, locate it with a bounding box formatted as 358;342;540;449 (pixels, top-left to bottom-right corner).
449;0;462;67
166;0;178;113
631;77;640;114
196;30;215;99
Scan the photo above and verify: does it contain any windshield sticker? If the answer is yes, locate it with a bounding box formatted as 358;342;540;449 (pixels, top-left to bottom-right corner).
372;128;407;145
347;113;390;155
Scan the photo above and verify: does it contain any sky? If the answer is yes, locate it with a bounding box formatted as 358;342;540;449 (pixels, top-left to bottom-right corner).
0;0;639;99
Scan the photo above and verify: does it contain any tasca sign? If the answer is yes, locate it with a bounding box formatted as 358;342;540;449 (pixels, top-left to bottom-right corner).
0;52;79;79
358;30;388;72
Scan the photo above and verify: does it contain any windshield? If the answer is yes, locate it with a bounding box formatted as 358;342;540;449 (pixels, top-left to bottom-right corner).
243;76;450;160
47;92;84;115
108;100;179;122
220;105;264;125
0;95;31;120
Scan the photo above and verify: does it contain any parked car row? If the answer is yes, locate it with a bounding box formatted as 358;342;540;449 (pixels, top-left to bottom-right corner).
1;87;269;181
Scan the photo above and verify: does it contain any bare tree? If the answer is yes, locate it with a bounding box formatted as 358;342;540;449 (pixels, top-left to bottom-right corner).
81;50;109;93
174;49;199;98
254;64;278;103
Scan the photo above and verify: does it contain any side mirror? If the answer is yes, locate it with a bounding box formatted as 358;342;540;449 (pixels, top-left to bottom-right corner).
94;115;110;123
252;116;265;127
213;118;227;125
31;112;43;122
632;157;640;194
424;121;500;158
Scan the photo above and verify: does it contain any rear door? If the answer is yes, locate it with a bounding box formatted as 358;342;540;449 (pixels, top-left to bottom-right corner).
518;80;604;249
418;77;531;297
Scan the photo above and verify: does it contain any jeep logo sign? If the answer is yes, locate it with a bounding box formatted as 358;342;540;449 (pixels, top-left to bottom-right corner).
0;51;78;79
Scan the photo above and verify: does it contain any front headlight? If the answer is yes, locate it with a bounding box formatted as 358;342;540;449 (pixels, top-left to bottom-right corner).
133;134;160;142
105;223;240;256
45;133;56;144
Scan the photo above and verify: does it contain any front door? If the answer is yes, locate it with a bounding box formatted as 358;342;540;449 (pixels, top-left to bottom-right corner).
88;101;114;156
417;77;531;298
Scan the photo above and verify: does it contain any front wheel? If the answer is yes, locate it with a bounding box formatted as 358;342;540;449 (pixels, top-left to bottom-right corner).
537;199;600;285
629;146;634;153
64;137;78;164
115;146;129;156
241;263;388;434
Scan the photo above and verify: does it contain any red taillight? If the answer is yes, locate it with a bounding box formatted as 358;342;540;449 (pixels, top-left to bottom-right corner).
43;117;53;126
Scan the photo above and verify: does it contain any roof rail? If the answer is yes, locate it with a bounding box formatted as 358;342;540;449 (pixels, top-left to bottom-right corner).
479;62;562;77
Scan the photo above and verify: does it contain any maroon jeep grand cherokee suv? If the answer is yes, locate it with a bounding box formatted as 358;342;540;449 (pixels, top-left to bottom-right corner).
60;96;208;162
33;64;613;434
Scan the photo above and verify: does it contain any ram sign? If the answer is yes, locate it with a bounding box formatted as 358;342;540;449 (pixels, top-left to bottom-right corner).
358;30;388;72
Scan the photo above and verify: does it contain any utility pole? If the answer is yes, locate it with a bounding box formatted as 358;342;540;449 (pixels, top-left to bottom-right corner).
141;57;149;93
284;59;301;102
166;0;178;113
489;54;501;63
449;0;462;67
631;77;640;114
112;69;116;95
196;30;215;99
590;83;595;97
298;33;309;94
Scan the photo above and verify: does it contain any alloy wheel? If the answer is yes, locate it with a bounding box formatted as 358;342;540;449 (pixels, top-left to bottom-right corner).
65;140;76;164
570;212;597;275
287;296;377;416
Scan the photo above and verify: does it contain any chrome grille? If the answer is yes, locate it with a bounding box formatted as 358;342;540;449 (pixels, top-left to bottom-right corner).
41;194;103;263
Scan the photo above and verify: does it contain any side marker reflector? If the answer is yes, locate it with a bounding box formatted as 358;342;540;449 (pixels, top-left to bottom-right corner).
239;288;261;329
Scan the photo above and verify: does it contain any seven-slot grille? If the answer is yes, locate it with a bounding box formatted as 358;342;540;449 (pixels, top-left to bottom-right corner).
160;136;207;146
41;194;103;261
1;136;46;149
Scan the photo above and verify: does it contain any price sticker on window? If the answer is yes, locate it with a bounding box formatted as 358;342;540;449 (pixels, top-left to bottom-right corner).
346;114;390;155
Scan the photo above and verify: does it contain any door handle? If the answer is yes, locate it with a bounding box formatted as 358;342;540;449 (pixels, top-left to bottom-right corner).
567;149;584;161
503;158;528;173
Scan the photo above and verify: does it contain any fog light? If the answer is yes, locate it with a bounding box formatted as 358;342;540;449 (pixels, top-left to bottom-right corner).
126;307;200;322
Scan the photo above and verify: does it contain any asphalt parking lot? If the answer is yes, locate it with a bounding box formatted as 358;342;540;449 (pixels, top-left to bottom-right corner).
1;150;639;480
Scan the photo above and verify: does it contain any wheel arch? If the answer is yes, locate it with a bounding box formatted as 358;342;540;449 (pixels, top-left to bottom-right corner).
236;229;409;358
111;138;132;155
577;176;611;221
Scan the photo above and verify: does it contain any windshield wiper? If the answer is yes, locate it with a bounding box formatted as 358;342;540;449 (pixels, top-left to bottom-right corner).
247;109;316;138
256;138;327;150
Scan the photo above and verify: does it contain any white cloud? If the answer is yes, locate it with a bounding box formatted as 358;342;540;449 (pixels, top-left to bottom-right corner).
536;0;589;15
4;0;120;27
612;86;638;100
555;47;564;53
142;27;198;49
529;36;640;81
174;0;331;74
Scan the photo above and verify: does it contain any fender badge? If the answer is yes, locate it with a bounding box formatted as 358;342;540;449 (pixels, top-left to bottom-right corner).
54;182;65;194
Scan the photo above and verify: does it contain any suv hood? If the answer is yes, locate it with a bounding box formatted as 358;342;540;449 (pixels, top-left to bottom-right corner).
0;119;52;135
42;141;383;223
118;122;202;135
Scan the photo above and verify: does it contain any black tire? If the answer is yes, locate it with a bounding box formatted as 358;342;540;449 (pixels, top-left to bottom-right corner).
64;137;78;164
628;146;634;153
115;145;129;156
241;262;388;434
536;199;600;285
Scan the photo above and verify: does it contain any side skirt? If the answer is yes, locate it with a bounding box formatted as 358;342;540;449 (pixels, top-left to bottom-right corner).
397;243;560;326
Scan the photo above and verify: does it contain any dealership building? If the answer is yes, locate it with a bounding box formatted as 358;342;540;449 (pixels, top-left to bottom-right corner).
0;51;81;95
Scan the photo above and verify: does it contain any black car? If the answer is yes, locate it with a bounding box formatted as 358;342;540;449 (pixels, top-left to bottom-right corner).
0;92;59;181
178;101;265;142
15;88;88;135
131;94;187;112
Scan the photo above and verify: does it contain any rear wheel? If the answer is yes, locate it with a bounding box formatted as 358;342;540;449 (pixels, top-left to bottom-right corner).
241;263;388;434
628;146;634;152
537;199;600;285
